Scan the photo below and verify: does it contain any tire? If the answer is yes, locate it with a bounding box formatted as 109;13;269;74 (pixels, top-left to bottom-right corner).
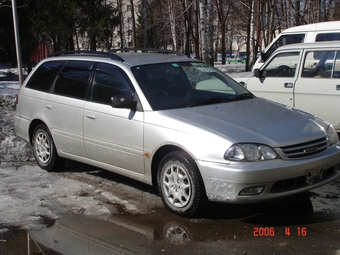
157;151;205;217
162;221;191;245
32;124;64;171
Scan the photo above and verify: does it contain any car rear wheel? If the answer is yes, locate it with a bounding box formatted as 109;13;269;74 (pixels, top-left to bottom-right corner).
32;124;64;171
157;151;205;217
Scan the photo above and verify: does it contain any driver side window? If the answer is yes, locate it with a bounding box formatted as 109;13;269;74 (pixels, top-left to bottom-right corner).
92;63;133;104
264;52;300;78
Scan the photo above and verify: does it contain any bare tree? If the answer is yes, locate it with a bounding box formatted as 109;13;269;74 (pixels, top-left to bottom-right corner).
214;0;236;64
199;0;207;62
167;0;177;50
129;0;137;47
199;0;214;65
181;0;193;57
192;0;200;59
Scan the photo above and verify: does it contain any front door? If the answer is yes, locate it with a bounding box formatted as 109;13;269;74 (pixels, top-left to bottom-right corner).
247;51;301;107
83;63;145;173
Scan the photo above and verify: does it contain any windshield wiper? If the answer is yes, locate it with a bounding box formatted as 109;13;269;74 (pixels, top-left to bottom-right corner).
188;97;231;107
224;92;254;102
188;93;254;107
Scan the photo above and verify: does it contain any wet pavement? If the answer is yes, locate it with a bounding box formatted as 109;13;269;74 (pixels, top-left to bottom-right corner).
0;162;339;255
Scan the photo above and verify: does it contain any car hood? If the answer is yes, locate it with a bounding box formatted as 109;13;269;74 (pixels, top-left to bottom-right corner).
228;72;253;85
228;71;253;79
164;98;327;147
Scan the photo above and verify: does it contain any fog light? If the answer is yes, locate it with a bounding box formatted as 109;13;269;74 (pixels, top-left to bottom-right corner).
239;186;265;196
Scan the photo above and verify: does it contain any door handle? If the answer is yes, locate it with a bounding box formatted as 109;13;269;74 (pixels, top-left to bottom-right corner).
336;85;340;91
86;114;96;120
284;83;293;88
45;105;52;109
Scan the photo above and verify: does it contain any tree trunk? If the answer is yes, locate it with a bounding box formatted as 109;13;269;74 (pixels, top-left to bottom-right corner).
200;0;209;63
221;21;226;64
294;0;301;25
207;0;214;66
129;0;137;47
142;0;147;48
168;0;177;50
193;1;200;59
183;0;193;57
247;0;255;70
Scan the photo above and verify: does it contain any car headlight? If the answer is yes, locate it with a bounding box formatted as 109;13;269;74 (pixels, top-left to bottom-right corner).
327;124;339;146
225;143;278;162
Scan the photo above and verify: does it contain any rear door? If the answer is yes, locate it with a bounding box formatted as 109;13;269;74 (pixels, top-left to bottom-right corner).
44;60;93;157
247;51;301;107
83;63;145;173
294;49;340;129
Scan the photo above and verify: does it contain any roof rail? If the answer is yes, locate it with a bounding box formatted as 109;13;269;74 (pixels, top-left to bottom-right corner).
49;50;124;62
110;48;186;56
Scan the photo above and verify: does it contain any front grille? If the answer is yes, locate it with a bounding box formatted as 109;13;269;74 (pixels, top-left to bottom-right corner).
280;137;328;159
270;167;336;193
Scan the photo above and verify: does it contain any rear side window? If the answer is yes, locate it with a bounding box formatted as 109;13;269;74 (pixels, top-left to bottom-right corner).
316;33;340;42
26;61;65;92
302;51;337;78
54;61;94;99
334;52;340;78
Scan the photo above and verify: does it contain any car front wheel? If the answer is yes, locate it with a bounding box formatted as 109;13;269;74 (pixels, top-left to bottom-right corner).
32;124;64;171
157;151;205;217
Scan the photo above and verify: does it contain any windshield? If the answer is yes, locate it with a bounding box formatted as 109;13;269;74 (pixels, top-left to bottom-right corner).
131;61;253;110
262;33;305;62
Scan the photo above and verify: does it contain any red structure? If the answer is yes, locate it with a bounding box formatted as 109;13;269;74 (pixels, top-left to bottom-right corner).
31;43;48;63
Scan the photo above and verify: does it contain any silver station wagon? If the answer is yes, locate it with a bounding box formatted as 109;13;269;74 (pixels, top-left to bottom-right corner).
14;50;340;217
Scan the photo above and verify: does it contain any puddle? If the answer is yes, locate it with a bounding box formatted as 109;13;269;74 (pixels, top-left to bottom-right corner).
0;227;61;255
0;180;339;254
1;213;249;255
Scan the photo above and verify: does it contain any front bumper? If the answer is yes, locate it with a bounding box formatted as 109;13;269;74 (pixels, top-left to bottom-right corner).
198;142;340;203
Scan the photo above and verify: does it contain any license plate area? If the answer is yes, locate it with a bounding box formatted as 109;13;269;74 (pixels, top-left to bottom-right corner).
305;165;328;184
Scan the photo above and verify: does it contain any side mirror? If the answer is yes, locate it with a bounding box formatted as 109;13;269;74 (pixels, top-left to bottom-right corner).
239;81;246;87
254;69;261;78
110;94;136;109
261;51;268;62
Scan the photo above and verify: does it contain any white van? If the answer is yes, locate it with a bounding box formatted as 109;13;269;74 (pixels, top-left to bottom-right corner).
239;41;340;132
254;21;340;69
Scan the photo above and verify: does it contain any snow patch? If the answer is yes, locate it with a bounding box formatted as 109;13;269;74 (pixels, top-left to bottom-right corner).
0;165;113;230
101;191;139;213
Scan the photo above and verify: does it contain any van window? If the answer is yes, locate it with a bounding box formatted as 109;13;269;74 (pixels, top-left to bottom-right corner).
263;52;300;77
302;51;335;78
315;33;340;42
91;63;133;104
262;34;305;62
334;52;340;78
26;61;65;92
54;61;94;99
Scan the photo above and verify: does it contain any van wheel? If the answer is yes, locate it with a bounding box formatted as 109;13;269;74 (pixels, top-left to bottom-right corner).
157;151;204;217
32;124;64;171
